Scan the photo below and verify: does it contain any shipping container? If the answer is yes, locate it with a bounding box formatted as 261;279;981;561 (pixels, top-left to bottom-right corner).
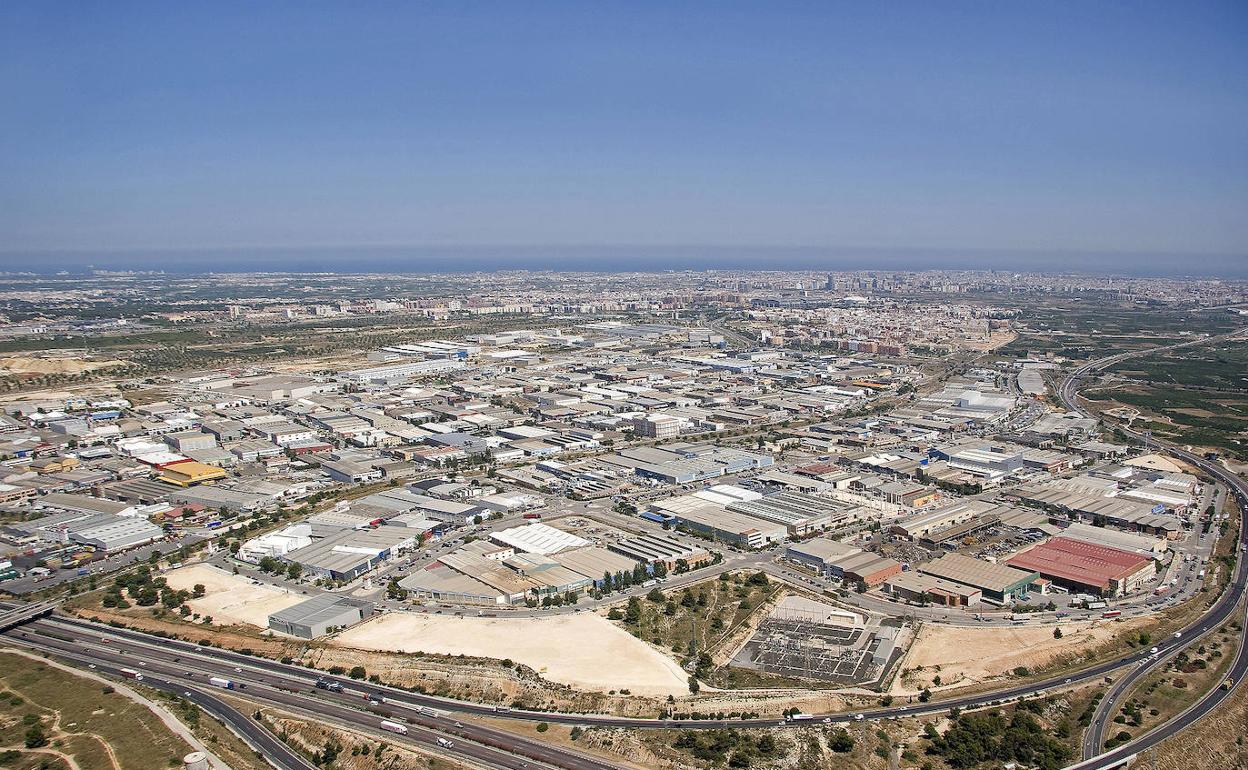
208;677;235;689
380;720;408;735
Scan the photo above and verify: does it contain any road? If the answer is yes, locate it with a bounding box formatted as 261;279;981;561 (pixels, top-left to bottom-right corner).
1059;334;1248;769
3;330;1244;770
3;620;630;770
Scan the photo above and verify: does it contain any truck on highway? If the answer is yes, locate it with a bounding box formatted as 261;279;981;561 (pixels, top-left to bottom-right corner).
787;713;814;721
1222;678;1234;691
418;705;445;718
380;720;408;735
208;677;235;690
436;737;454;748
120;668;142;681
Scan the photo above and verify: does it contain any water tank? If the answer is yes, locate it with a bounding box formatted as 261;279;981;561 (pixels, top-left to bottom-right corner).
183;752;209;770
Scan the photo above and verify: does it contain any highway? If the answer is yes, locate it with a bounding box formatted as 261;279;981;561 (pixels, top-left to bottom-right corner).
3;621;630;770
2;331;1244;770
1059;333;1248;769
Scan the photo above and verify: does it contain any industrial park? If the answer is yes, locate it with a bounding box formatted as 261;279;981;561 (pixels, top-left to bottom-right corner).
0;267;1243;770
3;2;1246;769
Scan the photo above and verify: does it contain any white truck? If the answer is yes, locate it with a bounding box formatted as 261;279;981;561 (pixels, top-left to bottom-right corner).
208;677;235;690
380;720;408;735
436;737;455;749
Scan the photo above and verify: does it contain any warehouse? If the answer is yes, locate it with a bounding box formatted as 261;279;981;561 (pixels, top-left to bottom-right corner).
837;552;902;587
267;594;373;639
608;533;711;570
551;546;641;585
490;522;588;555
726;491;863;537
918;553;1040;602
1007;537;1155;597
891;502;982;540
1059;522;1168;557
399;562;508;606
883;571;982;607
284;527;416;580
239;524;313;562
672;502;786;549
157;460;228;487
784;538;862;576
71;515;164;552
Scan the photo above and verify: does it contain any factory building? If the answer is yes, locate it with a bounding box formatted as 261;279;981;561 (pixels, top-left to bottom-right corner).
891;502;983;540
284;527;416;581
725;491;864;537
1006;537;1156;597
489;522;589;555
653;495;786;548
157;460;228;487
1059;522;1168;557
883;571;983;606
918;553;1040;603
608;533;711;571
267;594;374;639
784;538;862;576
837;552;903;587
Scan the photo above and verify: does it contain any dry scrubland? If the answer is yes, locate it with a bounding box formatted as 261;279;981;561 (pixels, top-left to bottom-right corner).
249;704;473;770
485;687;1095;770
0;650;194;770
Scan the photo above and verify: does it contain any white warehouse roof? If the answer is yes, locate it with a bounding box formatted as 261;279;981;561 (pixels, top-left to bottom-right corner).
489;522;588;555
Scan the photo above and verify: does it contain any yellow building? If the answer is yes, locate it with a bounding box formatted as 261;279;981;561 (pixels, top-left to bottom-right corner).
158;461;227;487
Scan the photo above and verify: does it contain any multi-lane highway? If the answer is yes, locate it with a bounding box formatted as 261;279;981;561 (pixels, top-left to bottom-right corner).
3;618;631;770
2;332;1244;770
1060;334;1248;769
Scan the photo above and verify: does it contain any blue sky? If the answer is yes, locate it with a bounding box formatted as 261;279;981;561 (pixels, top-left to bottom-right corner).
1;2;1246;271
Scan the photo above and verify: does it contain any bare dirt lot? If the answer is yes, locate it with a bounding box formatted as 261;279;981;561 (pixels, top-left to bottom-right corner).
163;564;303;628
898;618;1145;690
0;356;127;375
334;612;690;696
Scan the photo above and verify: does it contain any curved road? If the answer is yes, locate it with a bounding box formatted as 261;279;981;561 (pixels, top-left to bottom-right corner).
3;330;1245;770
1060;332;1248;769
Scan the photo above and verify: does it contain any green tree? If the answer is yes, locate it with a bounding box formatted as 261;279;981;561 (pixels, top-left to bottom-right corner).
24;722;47;749
828;729;854;753
625;596;642;624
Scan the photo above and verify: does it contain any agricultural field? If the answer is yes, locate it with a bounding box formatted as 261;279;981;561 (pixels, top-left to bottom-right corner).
1108;342;1248;390
998;305;1240;361
1082;382;1248;458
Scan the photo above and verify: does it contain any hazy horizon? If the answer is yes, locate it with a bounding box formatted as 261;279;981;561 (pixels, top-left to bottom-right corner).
3;244;1246;278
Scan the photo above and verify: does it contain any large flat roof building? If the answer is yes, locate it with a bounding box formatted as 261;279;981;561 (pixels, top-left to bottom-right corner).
1006;537;1155;597
267;594;373;639
918;553;1039;602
